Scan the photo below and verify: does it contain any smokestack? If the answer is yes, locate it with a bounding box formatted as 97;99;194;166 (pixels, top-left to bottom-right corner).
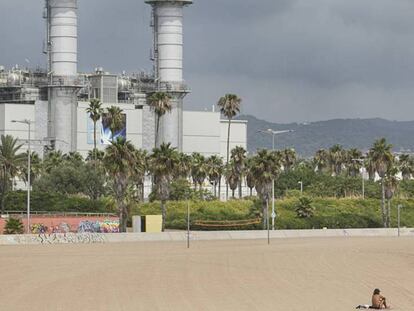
145;0;192;151
46;0;79;153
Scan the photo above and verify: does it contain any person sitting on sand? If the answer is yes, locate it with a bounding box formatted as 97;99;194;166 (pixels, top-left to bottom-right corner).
371;288;388;309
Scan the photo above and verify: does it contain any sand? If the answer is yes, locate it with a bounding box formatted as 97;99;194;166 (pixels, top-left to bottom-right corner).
0;237;413;311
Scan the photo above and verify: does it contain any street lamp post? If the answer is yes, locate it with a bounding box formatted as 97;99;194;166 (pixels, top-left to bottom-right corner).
258;128;294;230
12;119;33;234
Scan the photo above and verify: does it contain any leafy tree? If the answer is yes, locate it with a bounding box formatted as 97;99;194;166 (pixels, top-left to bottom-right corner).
43;150;64;173
86;98;104;154
217;94;241;199
295;196;315;218
148;92;172;147
0;135;25;213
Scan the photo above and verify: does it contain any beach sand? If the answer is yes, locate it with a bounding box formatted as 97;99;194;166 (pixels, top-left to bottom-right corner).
0;237;413;311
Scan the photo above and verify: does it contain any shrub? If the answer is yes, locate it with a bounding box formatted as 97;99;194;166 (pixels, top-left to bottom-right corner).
4;217;24;234
295;197;315;218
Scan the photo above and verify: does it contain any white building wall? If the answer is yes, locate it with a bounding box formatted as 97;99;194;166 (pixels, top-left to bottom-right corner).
77;101;143;158
0;103;35;150
220;119;248;160
183;111;221;156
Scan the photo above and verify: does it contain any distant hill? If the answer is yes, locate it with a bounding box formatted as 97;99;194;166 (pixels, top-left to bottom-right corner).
238;115;414;157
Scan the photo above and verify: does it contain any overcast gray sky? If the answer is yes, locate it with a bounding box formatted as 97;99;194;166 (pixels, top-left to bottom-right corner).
1;0;414;123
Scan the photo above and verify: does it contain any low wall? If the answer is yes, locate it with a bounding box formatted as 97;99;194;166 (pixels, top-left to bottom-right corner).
1;228;414;245
0;215;119;233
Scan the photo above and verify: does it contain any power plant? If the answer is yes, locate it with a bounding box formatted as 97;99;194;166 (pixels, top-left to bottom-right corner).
0;0;247;162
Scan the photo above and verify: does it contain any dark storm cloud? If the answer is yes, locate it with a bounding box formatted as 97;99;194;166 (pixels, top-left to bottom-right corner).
1;0;414;122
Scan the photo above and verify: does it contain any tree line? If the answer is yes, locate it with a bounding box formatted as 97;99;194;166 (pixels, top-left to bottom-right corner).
0;93;411;231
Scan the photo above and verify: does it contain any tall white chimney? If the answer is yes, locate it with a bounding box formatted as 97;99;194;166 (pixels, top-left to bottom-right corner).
145;0;192;151
46;0;79;153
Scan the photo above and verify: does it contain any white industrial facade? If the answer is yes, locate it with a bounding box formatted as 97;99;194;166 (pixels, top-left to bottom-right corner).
0;101;247;160
0;0;247;162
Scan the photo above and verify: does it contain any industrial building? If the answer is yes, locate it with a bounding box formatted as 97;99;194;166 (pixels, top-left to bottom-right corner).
0;0;247;160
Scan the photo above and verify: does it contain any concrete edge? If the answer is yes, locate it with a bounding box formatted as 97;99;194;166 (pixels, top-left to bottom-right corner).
1;228;413;245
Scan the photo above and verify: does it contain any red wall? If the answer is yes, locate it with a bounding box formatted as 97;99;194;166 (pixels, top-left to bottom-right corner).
0;215;119;234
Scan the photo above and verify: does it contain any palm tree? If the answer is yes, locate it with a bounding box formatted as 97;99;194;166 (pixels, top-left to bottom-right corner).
398;154;413;180
64;151;83;165
0;135;25;212
149;143;179;231
230;146;247;198
369;138;394;227
104;137;136;232
20;151;41;186
217;94;241;200
314;149;329;173
106;106;124;143
364;151;376;181
245;157;256;197
175;153;192;180
250;149;281;228
148;92;172;147
384;167;398;228
346;148;363;177
328;144;345;176
282;149;296;172
86;98;104;156
225;162;239;199
206;155;223;199
86;149;105;162
43;150;64;173
190;153;207;196
131;149;148;203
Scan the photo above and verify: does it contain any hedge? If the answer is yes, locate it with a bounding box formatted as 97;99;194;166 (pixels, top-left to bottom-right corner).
134;198;414;230
4;191;115;214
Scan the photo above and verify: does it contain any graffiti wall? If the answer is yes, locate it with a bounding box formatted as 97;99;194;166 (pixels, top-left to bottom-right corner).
0;215;119;235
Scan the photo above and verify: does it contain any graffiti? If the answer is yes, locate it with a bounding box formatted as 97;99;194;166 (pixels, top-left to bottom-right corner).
31;224;48;234
99;220;119;233
10;232;107;245
77;221;101;233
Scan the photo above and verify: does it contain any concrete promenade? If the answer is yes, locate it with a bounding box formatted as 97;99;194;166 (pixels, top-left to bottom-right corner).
1;227;413;245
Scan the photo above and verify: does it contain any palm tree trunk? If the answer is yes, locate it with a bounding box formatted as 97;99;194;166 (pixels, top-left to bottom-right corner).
119;203;128;233
238;179;242;199
262;198;267;229
249;187;252;197
387;199;391;228
93;120;97;157
218;177;221;200
1;169;8;213
213;182;217;198
155;115;160;147
226;118;231;200
381;180;387;228
161;200;166;232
